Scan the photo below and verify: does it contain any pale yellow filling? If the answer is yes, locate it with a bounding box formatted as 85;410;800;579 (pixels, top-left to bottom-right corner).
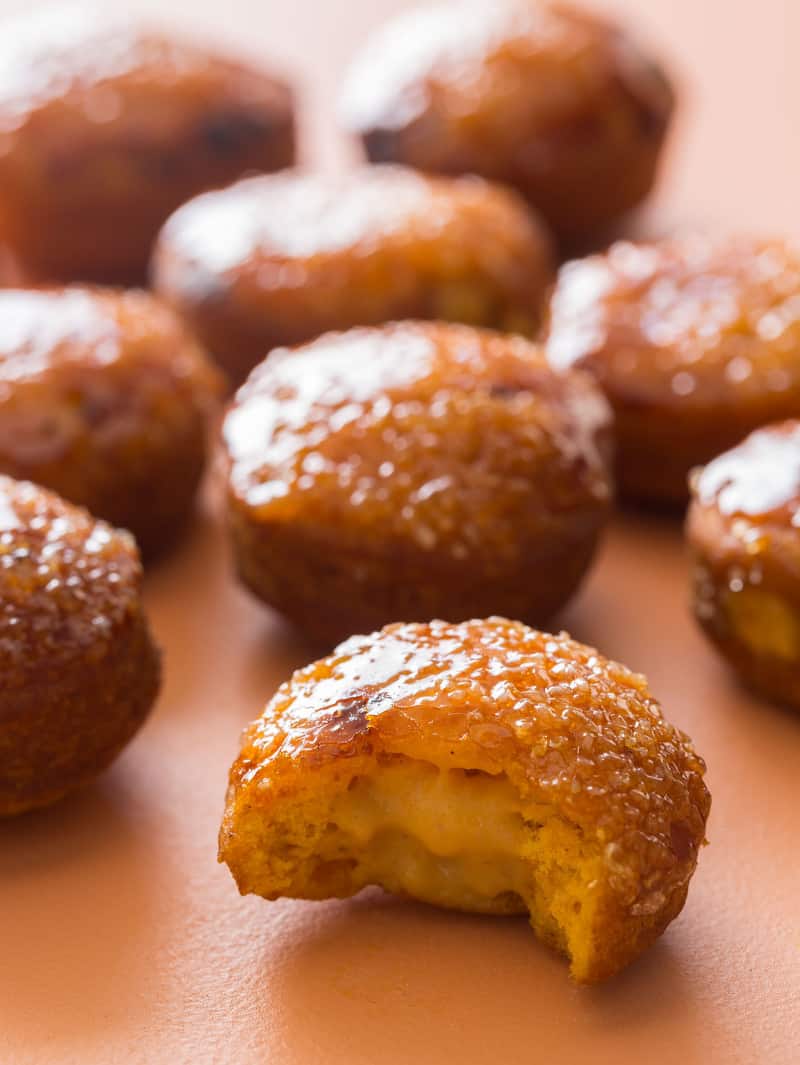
309;761;602;967
726;587;800;660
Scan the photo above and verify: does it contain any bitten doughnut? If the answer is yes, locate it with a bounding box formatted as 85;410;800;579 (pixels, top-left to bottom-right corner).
222;322;613;645
0;477;160;815
341;0;673;245
544;237;800;504
0;6;295;283
0;287;223;558
152;165;554;385
219;618;710;983
688;421;800;708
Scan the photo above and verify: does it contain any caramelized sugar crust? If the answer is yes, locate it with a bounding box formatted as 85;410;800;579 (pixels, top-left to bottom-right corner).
688;420;800;708
341;0;673;243
0;7;295;283
153;166;554;384
0;476;160;814
544;237;800;503
0;286;223;557
220;618;710;983
223;321;613;644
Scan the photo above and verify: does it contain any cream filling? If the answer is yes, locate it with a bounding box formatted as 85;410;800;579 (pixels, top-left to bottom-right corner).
318;762;530;912
310;761;597;959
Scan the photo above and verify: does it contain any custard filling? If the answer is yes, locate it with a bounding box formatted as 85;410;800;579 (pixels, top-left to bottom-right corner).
725;587;800;660
302;760;603;968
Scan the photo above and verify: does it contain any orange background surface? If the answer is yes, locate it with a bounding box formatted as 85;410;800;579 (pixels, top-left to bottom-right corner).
1;1;799;1063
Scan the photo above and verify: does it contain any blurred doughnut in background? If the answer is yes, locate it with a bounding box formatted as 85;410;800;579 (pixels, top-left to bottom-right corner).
152;165;555;385
0;5;295;284
341;0;674;248
543;235;800;504
0;286;223;558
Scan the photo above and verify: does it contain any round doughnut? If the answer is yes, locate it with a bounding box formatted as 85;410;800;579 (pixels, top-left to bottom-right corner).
0;476;160;815
152;165;554;385
688;420;800;709
0;6;295;284
219;617;710;983
340;0;674;245
544;236;800;504
222;321;613;646
0;286;223;558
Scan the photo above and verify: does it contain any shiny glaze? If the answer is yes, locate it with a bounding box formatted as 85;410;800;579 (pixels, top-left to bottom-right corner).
342;0;669;140
546;237;800;405
224;322;611;555
0;6;291;136
0;286;222;555
0;6;168;127
0;288;120;381
153;166;554;379
159;166;449;271
0;473;161;816
0;287;208;383
687;423;800;707
0;287;221;459
0;476;141;683
228;618;710;918
340;0;672;240
695;421;800;524
0;6;295;283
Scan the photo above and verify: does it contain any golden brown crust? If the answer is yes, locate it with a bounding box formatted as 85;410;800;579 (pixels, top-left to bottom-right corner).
153;165;554;385
220;618;710;982
0;7;295;283
222;321;613;644
341;1;673;244
544;237;800;503
0;477;160;815
687;420;800;707
0;286;223;558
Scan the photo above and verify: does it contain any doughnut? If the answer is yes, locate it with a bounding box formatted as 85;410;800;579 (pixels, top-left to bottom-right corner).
219;617;710;983
544;236;800;504
0;476;160;815
341;0;673;245
0;286;223;558
0;6;295;283
152;165;554;385
222;321;613;645
688;420;800;708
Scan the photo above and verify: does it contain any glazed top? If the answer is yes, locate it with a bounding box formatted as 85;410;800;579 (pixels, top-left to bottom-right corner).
0;286;221;388
693;420;800;526
341;0;672;144
223;322;612;558
0;287;222;467
229;617;710;914
545;237;800;408
0;5;292;141
0;476;142;687
154;165;551;284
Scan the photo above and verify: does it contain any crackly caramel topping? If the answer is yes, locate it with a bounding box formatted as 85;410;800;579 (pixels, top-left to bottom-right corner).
232;618;709;908
0;287;215;386
694;420;800;525
545;237;800;407
156;165;551;289
0;287;221;464
0;4;291;140
341;0;671;146
223;322;611;559
0;476;142;686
